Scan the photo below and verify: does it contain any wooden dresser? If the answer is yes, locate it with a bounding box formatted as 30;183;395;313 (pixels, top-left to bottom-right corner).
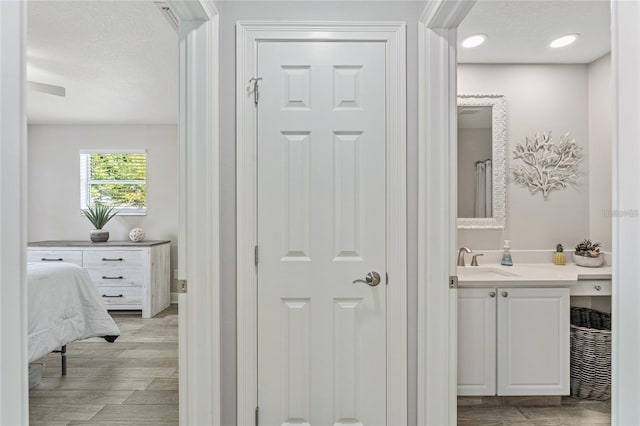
28;240;171;318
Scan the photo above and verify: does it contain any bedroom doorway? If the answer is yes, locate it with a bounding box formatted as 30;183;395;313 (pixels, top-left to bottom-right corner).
21;1;221;424
26;1;180;423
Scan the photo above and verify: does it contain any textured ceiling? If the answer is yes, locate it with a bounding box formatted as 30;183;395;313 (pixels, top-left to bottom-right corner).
458;0;611;64
27;1;178;124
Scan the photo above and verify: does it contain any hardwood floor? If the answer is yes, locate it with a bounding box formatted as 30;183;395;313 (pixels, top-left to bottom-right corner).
29;305;178;426
458;396;611;425
30;304;612;426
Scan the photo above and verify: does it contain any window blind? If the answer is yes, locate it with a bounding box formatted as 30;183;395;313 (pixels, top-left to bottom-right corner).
80;150;147;214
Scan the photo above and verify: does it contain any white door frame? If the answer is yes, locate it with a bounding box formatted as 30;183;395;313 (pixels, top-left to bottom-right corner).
611;1;640;423
417;1;475;424
236;21;407;426
417;0;640;425
0;1;28;424
167;1;221;425
0;1;221;425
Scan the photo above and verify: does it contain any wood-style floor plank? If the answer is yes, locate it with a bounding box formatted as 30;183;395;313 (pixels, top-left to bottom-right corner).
29;305;178;425
458;396;611;425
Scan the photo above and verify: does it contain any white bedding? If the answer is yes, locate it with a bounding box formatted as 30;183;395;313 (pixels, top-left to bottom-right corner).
28;262;121;363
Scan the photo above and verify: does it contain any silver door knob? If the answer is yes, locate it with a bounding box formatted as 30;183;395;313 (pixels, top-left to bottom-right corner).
502;291;508;297
489;291;496;298
353;271;381;287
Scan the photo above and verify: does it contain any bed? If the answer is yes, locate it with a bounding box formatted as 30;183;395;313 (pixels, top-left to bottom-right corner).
28;261;121;375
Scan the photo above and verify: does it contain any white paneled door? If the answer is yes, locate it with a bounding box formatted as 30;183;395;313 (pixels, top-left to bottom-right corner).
257;41;387;425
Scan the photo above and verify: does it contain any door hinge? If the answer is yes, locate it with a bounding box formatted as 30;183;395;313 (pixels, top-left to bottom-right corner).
449;275;458;289
255;406;259;426
250;77;263;105
177;279;187;293
254;245;259;267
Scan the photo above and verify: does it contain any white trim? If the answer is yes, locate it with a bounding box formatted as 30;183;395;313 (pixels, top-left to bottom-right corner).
456;95;507;229
611;1;640;423
171;292;179;304
418;1;475;425
169;1;220;425
236;21;407;426
0;1;28;424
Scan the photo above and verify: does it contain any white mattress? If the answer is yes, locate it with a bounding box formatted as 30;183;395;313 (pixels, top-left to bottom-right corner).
28;262;121;363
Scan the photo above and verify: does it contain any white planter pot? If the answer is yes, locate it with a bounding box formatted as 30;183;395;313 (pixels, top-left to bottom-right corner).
573;253;603;267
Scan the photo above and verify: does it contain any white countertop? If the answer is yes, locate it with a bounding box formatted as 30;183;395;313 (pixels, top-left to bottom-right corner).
458;263;612;287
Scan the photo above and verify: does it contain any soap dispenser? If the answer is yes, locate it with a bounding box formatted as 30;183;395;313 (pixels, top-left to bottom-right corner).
501;240;513;266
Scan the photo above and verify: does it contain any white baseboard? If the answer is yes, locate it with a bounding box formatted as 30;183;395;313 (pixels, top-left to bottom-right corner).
171;292;179;304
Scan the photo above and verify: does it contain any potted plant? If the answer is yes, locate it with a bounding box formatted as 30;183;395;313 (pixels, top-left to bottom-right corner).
82;202;118;243
573;238;603;267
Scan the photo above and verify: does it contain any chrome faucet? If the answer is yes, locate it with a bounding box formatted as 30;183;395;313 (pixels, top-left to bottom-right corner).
457;247;472;267
471;253;484;266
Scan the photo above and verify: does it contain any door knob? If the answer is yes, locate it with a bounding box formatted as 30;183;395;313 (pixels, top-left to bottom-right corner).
353;271;381;287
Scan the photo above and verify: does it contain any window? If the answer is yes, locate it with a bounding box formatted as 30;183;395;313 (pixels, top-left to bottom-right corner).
80;150;147;215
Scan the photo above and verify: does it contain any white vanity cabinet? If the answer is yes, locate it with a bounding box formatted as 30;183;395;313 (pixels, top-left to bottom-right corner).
458;287;569;396
28;240;171;318
458;288;497;395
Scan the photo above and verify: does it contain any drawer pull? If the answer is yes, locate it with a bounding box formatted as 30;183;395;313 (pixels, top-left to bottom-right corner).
489;291;496;298
102;294;124;298
41;258;63;262
102;258;124;262
102;276;124;280
502;291;509;298
595;285;602;291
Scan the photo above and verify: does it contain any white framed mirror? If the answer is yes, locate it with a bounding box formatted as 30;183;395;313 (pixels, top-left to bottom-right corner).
457;95;506;229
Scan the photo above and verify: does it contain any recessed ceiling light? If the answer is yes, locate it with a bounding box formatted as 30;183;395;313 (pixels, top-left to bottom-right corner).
461;34;487;49
549;34;580;49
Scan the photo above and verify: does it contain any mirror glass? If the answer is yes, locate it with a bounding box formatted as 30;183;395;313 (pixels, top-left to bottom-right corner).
457;95;506;229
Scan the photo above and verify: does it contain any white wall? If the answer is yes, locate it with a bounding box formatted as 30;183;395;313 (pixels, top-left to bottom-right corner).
458;64;591;252
27;125;179;292
218;2;422;425
588;54;612;250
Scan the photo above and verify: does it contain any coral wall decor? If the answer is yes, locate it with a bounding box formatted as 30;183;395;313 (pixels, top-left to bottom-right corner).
511;131;582;200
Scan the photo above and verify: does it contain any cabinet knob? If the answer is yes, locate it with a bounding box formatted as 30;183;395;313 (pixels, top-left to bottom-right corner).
501;291;508;298
595;285;602;291
489;291;496;298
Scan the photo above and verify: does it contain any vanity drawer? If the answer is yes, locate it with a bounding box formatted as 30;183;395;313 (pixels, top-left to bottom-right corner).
27;250;83;266
83;250;143;268
86;268;143;287
98;286;142;306
571;281;612;296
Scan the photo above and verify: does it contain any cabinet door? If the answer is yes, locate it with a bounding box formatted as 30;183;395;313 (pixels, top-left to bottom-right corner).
458;288;497;396
497;287;569;395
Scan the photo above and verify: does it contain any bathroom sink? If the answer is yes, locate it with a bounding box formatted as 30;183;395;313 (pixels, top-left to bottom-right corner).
458;266;520;277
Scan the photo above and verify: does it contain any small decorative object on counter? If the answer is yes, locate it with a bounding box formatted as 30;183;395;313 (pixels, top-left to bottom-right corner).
500;239;513;266
573;238;603;267
82;202;117;243
553;243;567;265
129;228;145;242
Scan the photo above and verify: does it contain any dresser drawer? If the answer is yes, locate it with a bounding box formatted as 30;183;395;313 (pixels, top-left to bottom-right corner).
571;280;612;296
27;250;83;266
86;268;143;286
98;286;142;306
83;250;143;268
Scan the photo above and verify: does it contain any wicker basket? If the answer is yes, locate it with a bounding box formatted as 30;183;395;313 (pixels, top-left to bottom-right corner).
570;307;611;400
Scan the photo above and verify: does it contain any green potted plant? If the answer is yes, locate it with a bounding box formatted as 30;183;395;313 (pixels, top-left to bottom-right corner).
573;238;603;267
82;202;118;243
